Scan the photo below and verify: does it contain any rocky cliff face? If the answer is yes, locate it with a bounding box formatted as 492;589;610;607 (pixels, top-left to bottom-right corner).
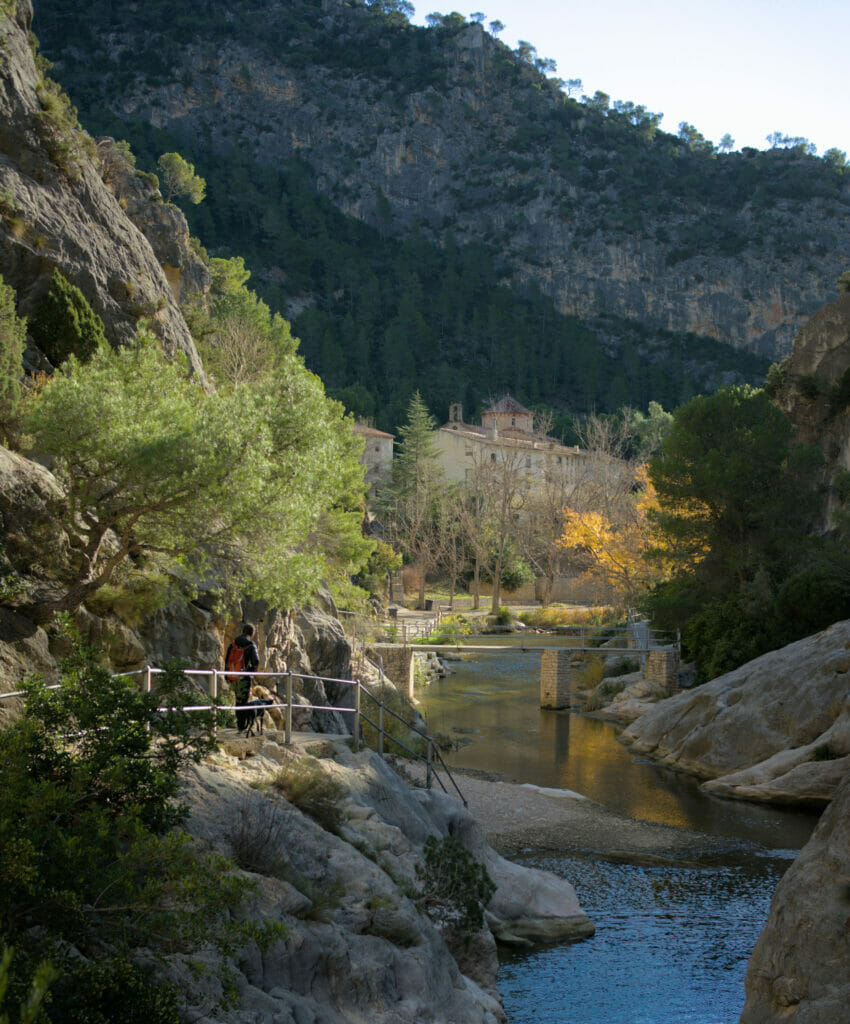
769;291;850;521
33;1;850;361
740;766;850;1023
0;0;205;371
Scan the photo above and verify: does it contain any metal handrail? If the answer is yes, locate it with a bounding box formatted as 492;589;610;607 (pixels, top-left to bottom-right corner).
0;665;466;804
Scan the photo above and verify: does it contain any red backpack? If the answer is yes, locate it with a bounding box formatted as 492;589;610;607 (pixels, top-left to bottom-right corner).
225;642;246;683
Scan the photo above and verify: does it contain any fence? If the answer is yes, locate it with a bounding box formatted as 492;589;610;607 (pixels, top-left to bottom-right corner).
0;666;466;807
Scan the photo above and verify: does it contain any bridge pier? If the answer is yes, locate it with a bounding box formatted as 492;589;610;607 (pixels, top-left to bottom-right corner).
540;649;572;709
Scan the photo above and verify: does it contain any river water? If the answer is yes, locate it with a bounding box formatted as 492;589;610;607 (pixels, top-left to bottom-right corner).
415;640;819;1024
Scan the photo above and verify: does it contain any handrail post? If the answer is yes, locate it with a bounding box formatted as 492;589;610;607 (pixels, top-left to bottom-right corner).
426;739;433;790
353;681;361;752
378;700;385;757
144;666;152;732
285;671;293;746
210;670;218;738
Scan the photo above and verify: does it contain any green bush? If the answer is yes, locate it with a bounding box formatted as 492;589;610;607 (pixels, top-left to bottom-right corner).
415;835;495;933
360;684;425;758
272;757;346;833
812;743;841;762
28;269;106;367
494;605;513;625
0;640;270;1022
0;274;25;431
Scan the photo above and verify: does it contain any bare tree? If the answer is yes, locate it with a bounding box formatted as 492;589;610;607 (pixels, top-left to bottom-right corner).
517;465;575;606
466;445;531;613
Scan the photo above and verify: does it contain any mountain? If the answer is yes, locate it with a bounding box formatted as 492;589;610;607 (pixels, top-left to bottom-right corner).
0;0;206;374
31;0;850;428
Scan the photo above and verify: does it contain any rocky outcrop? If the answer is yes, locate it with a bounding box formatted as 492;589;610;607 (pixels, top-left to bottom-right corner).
172;736;592;1022
770;291;850;523
0;1;204;372
34;4;850;360
740;767;850;1023
620;620;850;807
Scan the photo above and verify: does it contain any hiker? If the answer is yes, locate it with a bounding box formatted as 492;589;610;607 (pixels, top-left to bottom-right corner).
225;623;260;732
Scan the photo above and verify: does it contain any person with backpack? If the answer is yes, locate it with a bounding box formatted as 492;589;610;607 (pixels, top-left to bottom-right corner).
225;623;260;732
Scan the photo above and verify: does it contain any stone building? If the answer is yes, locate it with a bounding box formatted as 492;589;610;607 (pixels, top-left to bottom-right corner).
435;395;591;488
352;422;394;498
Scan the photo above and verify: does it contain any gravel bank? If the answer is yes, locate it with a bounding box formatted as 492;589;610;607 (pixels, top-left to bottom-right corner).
400;762;748;863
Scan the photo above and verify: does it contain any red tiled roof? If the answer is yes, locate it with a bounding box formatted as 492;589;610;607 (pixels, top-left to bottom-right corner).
483;394;533;416
353;423;394;439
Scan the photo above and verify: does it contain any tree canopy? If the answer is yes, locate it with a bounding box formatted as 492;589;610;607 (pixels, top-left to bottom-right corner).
22;326;369;617
643;386;833;679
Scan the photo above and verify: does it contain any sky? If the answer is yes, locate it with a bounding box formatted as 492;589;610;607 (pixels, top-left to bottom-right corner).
410;0;850;158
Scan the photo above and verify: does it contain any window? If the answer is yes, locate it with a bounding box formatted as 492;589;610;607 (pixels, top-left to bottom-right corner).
490;453;496;462
525;457;531;467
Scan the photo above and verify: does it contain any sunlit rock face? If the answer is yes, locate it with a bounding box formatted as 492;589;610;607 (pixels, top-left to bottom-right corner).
0;2;205;373
621;620;850;808
33;3;850;362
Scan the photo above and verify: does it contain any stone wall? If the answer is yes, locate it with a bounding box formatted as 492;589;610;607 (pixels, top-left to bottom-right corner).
366;643;415;699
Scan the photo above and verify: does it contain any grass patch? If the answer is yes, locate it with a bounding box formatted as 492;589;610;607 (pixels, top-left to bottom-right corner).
518;605;613;628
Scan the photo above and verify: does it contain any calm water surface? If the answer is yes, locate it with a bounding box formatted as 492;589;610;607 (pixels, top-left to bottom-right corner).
415;641;818;1024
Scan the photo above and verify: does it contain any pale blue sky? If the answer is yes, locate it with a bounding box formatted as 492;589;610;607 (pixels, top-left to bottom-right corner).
411;1;850;157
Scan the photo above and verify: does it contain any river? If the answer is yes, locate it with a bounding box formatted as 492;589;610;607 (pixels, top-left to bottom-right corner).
414;640;819;1024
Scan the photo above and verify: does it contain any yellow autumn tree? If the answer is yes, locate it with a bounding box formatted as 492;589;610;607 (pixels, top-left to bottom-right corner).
558;466;672;606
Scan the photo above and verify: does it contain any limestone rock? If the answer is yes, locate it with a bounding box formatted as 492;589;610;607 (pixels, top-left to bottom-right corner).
740;767;850;1023
0;5;204;373
621;620;850;806
174;741;593;1021
96;139;209;305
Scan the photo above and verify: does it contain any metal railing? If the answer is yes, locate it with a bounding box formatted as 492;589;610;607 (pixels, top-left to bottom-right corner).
0;666;466;805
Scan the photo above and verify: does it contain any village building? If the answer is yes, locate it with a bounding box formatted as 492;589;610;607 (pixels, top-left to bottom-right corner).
352;422;394;498
434;395;590;488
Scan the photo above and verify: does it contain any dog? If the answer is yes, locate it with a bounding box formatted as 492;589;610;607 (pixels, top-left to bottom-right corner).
243;698;274;737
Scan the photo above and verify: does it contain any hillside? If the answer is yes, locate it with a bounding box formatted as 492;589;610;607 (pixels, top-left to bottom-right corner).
32;0;850;427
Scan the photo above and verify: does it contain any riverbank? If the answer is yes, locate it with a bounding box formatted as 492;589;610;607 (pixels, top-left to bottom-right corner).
400;762;752;863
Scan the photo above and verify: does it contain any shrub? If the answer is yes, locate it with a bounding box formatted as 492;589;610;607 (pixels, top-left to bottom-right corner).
360;684;425;758
0;641;271;1021
227;802;288;875
415;835;495;933
574;654;604;690
812;743;840;762
416;614;472;645
272;757;346;833
28;269;106;367
606;656;640;677
494;605;513;625
0;274;25;432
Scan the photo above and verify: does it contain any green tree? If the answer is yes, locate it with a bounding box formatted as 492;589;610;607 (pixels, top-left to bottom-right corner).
645;386;823;678
0;275;26;431
380;392;448;608
21;327;368;619
156;152;206;204
28;269;106;368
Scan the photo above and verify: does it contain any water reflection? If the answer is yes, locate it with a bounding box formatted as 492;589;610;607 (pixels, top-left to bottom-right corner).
417;643;818;1023
417;646;817;849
